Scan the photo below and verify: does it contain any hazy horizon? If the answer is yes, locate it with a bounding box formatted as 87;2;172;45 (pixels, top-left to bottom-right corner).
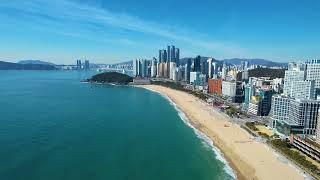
1;0;319;64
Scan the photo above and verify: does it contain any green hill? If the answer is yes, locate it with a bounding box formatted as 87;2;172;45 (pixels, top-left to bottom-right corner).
237;68;285;80
88;72;133;85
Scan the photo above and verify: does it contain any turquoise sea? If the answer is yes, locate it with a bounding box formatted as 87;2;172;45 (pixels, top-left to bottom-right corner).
0;71;235;180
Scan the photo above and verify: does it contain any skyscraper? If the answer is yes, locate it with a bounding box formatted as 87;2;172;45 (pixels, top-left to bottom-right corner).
240;60;245;71
283;62;306;95
201;60;208;76
207;58;213;78
141;59;147;77
185;58;191;83
241;60;249;81
158;50;162;63
133;59;149;77
271;95;320;135
305;59;320;89
133;59;141;77
212;62;217;76
159;50;168;63
157;45;180;79
160;50;164;63
167;46;171;62
244;61;249;70
169;62;176;80
76;60;82;70
193;56;201;72
151;58;157;78
289;99;320;135
163;50;167;62
242;71;249;81
175;48;180;65
163;62;169;78
170;45;175;62
172;67;178;81
290;81;315;100
270;95;291;129
84;60;90;70
133;59;139;77
284;62;316;100
258;88;273;116
282;60;320;99
222;63;227;80
157;62;164;78
177;66;185;81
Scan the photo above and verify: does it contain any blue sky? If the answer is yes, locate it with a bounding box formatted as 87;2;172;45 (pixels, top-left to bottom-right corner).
0;0;319;64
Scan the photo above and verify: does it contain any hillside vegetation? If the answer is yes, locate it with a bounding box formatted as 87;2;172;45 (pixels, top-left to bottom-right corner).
237;68;285;80
89;72;133;85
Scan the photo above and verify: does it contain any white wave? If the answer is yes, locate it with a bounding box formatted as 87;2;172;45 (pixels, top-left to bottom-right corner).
146;88;237;179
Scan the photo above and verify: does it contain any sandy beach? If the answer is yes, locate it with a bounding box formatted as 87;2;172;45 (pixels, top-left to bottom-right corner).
140;85;306;180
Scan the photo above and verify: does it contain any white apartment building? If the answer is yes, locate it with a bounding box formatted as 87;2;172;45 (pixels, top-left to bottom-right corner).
283;62;316;100
190;72;200;85
212;62;217;76
228;69;238;81
306;59;320;88
207;58;213;79
272;78;284;93
270;95;291;127
289;99;320;135
270;60;320;136
222;81;236;97
133;59;139;77
222;63;227;80
272;78;283;85
176;66;184;81
271;95;320;135
169;62;176;80
283;64;306;96
288;80;315;100
150;59;157;78
172;68;178;81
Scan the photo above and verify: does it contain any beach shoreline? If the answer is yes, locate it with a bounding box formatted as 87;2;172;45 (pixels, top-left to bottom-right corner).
137;85;306;180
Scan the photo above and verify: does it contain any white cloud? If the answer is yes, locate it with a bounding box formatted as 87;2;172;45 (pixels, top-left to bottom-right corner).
0;0;248;58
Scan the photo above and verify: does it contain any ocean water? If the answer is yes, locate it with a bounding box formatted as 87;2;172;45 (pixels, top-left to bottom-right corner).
0;71;235;180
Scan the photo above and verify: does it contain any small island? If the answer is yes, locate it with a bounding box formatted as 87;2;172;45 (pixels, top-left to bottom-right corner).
86;72;133;85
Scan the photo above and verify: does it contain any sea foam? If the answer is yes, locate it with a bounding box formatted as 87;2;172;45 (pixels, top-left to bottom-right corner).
147;88;237;179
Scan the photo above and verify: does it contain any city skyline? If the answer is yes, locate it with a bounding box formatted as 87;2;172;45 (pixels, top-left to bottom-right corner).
1;0;320;64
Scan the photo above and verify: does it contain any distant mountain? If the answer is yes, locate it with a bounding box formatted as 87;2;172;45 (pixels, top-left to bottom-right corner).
0;61;57;70
18;60;56;66
111;60;132;66
222;58;287;67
